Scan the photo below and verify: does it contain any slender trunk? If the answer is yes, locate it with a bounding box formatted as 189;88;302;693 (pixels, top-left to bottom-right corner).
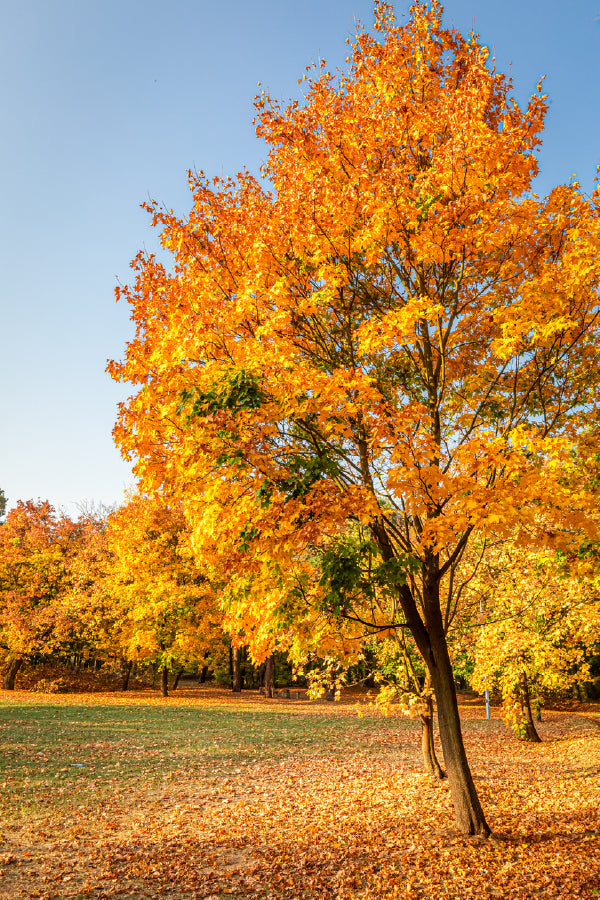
172;667;184;690
161;665;169;698
264;654;274;698
240;646;247;690
372;530;490;835
2;657;23;690
198;665;208;684
121;659;133;691
419;566;490;835
420;693;445;779
428;636;490;834
232;646;242;693
519;673;541;742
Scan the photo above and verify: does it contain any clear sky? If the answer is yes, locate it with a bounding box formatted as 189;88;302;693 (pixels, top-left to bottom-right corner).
1;0;599;517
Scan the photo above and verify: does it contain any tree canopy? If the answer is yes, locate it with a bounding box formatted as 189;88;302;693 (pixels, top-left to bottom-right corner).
109;1;600;834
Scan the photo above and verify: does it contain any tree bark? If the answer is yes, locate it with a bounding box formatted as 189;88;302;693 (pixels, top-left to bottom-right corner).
198;665;208;684
390;548;490;835
264;654;274;698
121;659;133;691
420;693;445;779
232;646;242;693
518;673;541;742
172;667;184;690
2;657;23;690
240;645;247;690
427;631;490;834
161;665;169;698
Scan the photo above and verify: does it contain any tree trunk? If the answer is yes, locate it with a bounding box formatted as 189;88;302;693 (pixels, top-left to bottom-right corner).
371;530;490;835
2;657;23;690
121;659;133;691
161;665;169;698
518;673;541;742
172;667;184;690
428;637;490;834
232;646;242;693
420;693;445;779
264;654;274;698
240;645;247;690
198;665;208;684
416;565;490;835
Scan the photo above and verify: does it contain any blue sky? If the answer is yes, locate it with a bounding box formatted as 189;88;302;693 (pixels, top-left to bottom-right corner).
1;0;599;516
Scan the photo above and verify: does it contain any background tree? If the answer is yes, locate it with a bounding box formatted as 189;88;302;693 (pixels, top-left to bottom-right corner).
470;542;600;740
104;493;221;696
0;501;85;688
109;1;600;834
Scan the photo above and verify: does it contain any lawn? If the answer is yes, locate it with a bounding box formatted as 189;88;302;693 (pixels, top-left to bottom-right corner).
0;686;599;899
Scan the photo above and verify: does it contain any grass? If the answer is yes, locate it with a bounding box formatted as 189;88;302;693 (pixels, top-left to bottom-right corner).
0;687;422;833
0;686;599;899
0;691;412;821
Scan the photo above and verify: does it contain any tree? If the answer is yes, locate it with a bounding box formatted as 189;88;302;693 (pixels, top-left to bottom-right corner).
109;2;600;834
0;488;6;523
56;509;118;670
0;501;85;688
470;542;600;740
104;493;221;696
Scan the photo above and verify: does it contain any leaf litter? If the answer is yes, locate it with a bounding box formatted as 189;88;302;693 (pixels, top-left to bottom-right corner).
0;687;598;899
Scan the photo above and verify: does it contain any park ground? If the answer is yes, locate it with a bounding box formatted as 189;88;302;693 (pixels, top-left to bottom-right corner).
0;685;599;899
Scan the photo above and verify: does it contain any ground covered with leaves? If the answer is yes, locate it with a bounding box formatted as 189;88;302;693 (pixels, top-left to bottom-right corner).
0;686;599;899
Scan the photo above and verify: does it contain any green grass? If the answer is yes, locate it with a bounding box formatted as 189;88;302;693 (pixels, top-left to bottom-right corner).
0;696;414;821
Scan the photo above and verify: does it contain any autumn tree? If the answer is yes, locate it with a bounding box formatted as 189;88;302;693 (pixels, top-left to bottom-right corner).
60;509;121;673
110;2;600;834
0;501;86;688
104;493;221;696
469;542;600;740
